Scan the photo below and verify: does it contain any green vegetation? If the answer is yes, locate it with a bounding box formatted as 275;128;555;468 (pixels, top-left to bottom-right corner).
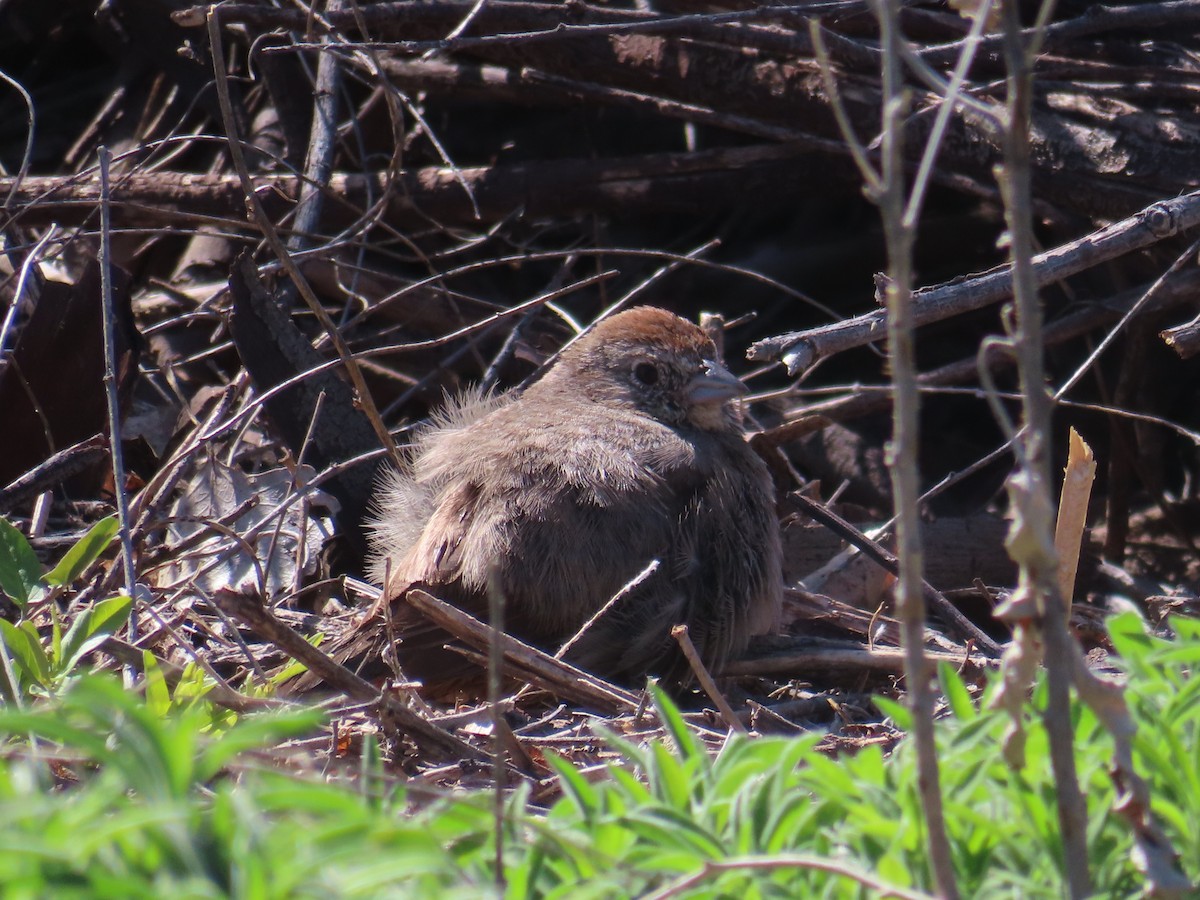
0;516;130;701
0;610;1193;897
0;503;1194;896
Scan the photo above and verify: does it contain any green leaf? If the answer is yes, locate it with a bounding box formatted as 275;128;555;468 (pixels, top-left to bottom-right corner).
0;639;23;702
606;764;652;805
197;707;324;779
142;651;170;718
0;619;51;687
648;682;704;764
622;806;724;858
50;607;62;667
874;695;913;730
1105;610;1157;668
649;740;692;810
267;632;322;686
44;516;119;587
594;724;651;771
57;594;132;676
0;519;43;607
544;750;601;822
939;661;977;721
1168;614;1200;642
0;706;112;758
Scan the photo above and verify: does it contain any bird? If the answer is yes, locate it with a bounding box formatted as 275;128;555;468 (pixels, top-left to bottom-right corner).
316;306;782;695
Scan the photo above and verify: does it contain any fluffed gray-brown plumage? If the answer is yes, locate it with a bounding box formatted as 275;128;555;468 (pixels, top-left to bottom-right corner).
320;306;781;693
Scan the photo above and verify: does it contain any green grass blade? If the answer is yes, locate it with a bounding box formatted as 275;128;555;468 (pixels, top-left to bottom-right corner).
0;519;43;607
43;515;118;587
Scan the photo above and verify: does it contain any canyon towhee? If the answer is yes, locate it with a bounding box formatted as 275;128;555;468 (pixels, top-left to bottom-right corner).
324;306;782;693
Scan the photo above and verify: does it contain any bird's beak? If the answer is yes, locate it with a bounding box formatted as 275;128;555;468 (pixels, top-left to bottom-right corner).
686;360;748;406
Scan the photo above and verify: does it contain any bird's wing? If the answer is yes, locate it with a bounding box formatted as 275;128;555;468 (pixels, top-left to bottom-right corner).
375;453;691;689
368;474;620;690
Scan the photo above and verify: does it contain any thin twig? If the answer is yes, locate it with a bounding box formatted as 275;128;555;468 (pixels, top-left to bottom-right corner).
0;434;108;513
98;148;140;657
404;589;640;713
790;493;1004;658
870;2;958;895
998;3;1090;895
211;587;487;761
670;625;746;735
289;0;345;251
205;8;401;468
644;853;935;900
554;559;659;660
486;568;507;892
98;636;277;714
0;65;35;211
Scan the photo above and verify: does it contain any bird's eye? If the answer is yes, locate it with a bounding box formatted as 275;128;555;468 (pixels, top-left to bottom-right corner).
633;362;659;386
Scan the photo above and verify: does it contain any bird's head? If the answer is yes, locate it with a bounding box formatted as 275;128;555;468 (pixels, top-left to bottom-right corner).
544;307;748;431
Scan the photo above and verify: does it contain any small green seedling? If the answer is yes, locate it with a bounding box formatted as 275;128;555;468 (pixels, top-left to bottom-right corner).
0;516;131;700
